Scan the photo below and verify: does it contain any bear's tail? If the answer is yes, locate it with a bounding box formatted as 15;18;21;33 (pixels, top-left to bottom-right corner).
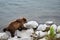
3;28;7;32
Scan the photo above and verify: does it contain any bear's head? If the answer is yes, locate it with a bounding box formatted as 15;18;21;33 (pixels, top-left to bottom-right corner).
16;17;27;24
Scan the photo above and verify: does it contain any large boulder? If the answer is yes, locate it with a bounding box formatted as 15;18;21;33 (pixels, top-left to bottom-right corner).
8;36;33;40
16;28;34;38
24;21;38;28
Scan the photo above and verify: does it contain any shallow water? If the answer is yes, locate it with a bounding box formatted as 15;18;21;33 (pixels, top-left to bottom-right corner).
0;0;60;32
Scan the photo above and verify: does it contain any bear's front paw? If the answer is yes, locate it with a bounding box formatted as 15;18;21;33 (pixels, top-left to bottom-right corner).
18;28;22;31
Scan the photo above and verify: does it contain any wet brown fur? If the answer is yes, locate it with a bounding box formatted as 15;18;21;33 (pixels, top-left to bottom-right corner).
3;18;27;37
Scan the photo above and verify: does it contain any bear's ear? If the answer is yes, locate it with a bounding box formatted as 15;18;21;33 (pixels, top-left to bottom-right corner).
22;18;27;23
16;19;21;23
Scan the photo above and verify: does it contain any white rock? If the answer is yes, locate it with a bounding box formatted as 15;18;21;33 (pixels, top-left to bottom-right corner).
37;24;47;31
0;32;9;40
8;37;33;40
24;21;38;28
51;24;57;31
35;31;47;37
8;36;33;40
45;21;54;25
39;37;46;40
16;28;34;38
57;25;60;33
56;33;60;38
8;38;18;40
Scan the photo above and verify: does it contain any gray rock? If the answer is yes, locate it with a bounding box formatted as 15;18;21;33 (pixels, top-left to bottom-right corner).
20;37;33;40
8;36;18;40
57;25;60;33
56;33;60;38
45;21;54;25
39;37;46;40
35;31;47;38
37;24;48;31
8;36;33;40
0;32;9;40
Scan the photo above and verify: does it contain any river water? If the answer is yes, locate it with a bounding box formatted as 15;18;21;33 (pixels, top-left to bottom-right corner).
0;0;60;32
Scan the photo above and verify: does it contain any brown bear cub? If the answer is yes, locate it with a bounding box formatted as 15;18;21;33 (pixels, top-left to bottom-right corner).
3;18;27;37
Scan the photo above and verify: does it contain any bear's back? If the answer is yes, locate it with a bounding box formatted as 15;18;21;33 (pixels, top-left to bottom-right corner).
7;21;21;31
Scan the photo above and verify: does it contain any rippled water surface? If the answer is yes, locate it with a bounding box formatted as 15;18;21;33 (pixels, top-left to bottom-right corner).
0;0;60;32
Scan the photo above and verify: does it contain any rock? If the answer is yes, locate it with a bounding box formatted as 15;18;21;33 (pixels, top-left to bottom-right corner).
24;21;38;28
16;28;34;38
45;21;54;25
56;33;60;38
8;38;18;40
35;31;47;38
39;37;46;40
8;36;33;40
0;32;9;40
20;37;33;40
37;24;47;31
8;36;18;40
57;25;60;33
